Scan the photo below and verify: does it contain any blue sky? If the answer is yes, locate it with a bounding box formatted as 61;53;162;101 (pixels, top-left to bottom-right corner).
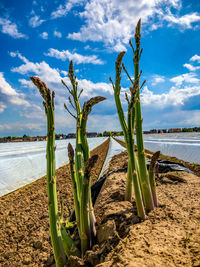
0;0;200;137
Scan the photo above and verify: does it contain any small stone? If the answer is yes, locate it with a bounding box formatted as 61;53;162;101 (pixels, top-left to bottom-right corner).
33;240;43;249
8;210;14;216
69;255;85;267
23;255;32;265
97;220;118;243
85;250;100;266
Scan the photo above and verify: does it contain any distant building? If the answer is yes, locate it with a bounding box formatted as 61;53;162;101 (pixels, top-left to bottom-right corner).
143;131;150;134
29;137;37;141
55;134;65;140
168;128;182;133
67;133;76;138
87;132;97;138
150;129;159;133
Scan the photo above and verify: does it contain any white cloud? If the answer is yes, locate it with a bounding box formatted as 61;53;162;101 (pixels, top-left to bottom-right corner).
0;103;6;113
190;54;200;63
141;84;200;107
60;70;68;76
10;53;113;133
20;104;44;120
40;32;48;39
152;75;165;86
77;78;112;96
170;73;199;86
84;45;90;50
0;122;42;133
51;0;85;19
67;0;183;51
65;0;200;51
9;51;29;63
11;54;61;83
54;30;62;38
0;72;30;113
164;11;200;29
18;79;35;88
142;109;200;129
44;48;104;65
86;113;121;132
183;63;200;72
179;110;200;126
29;15;45;28
0;18;27;39
11;52;112;98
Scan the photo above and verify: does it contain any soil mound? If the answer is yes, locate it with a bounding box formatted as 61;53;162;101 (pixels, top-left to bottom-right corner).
0;140;199;267
90;151;200;267
0;138;110;267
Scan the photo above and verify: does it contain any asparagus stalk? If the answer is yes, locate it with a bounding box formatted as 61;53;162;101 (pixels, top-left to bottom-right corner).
67;61;83;199
132;19;154;212
149;151;160;207
80;154;98;256
30;77;66;267
68;143;80;233
59;194;80;258
110;52;146;219
127;89;146;219
60;223;80;258
110;52;131;200
63;61;106;255
81;96;106;240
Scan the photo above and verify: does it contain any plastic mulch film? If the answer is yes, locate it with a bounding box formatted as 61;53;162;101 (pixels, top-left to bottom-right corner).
116;135;200;165
0;137;107;197
98;137;126;178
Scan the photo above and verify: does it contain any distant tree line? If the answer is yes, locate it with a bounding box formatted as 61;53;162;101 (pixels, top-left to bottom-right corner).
1;127;200;143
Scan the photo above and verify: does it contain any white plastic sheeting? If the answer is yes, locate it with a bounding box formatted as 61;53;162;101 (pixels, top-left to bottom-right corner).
116;133;200;164
99;137;126;177
0;137;107;197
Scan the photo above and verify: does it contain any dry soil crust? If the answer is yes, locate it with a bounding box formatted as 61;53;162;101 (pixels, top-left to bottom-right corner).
0;138;110;267
91;151;200;267
0;139;199;267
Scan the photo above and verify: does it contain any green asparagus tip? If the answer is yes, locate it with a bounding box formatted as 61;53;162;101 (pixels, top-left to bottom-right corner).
117;51;126;65
82;96;106;119
151;151;160;163
136;18;141;33
68;143;74;162
30;76;52;105
69;60;74;77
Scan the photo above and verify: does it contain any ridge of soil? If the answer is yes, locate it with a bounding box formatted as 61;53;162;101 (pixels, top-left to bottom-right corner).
0;138;110;267
85;150;200;267
1;137;199;267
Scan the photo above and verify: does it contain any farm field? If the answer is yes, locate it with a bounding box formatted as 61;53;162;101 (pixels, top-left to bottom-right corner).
0;0;200;266
0;138;199;266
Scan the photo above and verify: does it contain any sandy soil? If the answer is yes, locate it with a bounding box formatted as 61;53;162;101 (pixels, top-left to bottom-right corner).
0;138;110;267
0;137;199;267
92;151;200;267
